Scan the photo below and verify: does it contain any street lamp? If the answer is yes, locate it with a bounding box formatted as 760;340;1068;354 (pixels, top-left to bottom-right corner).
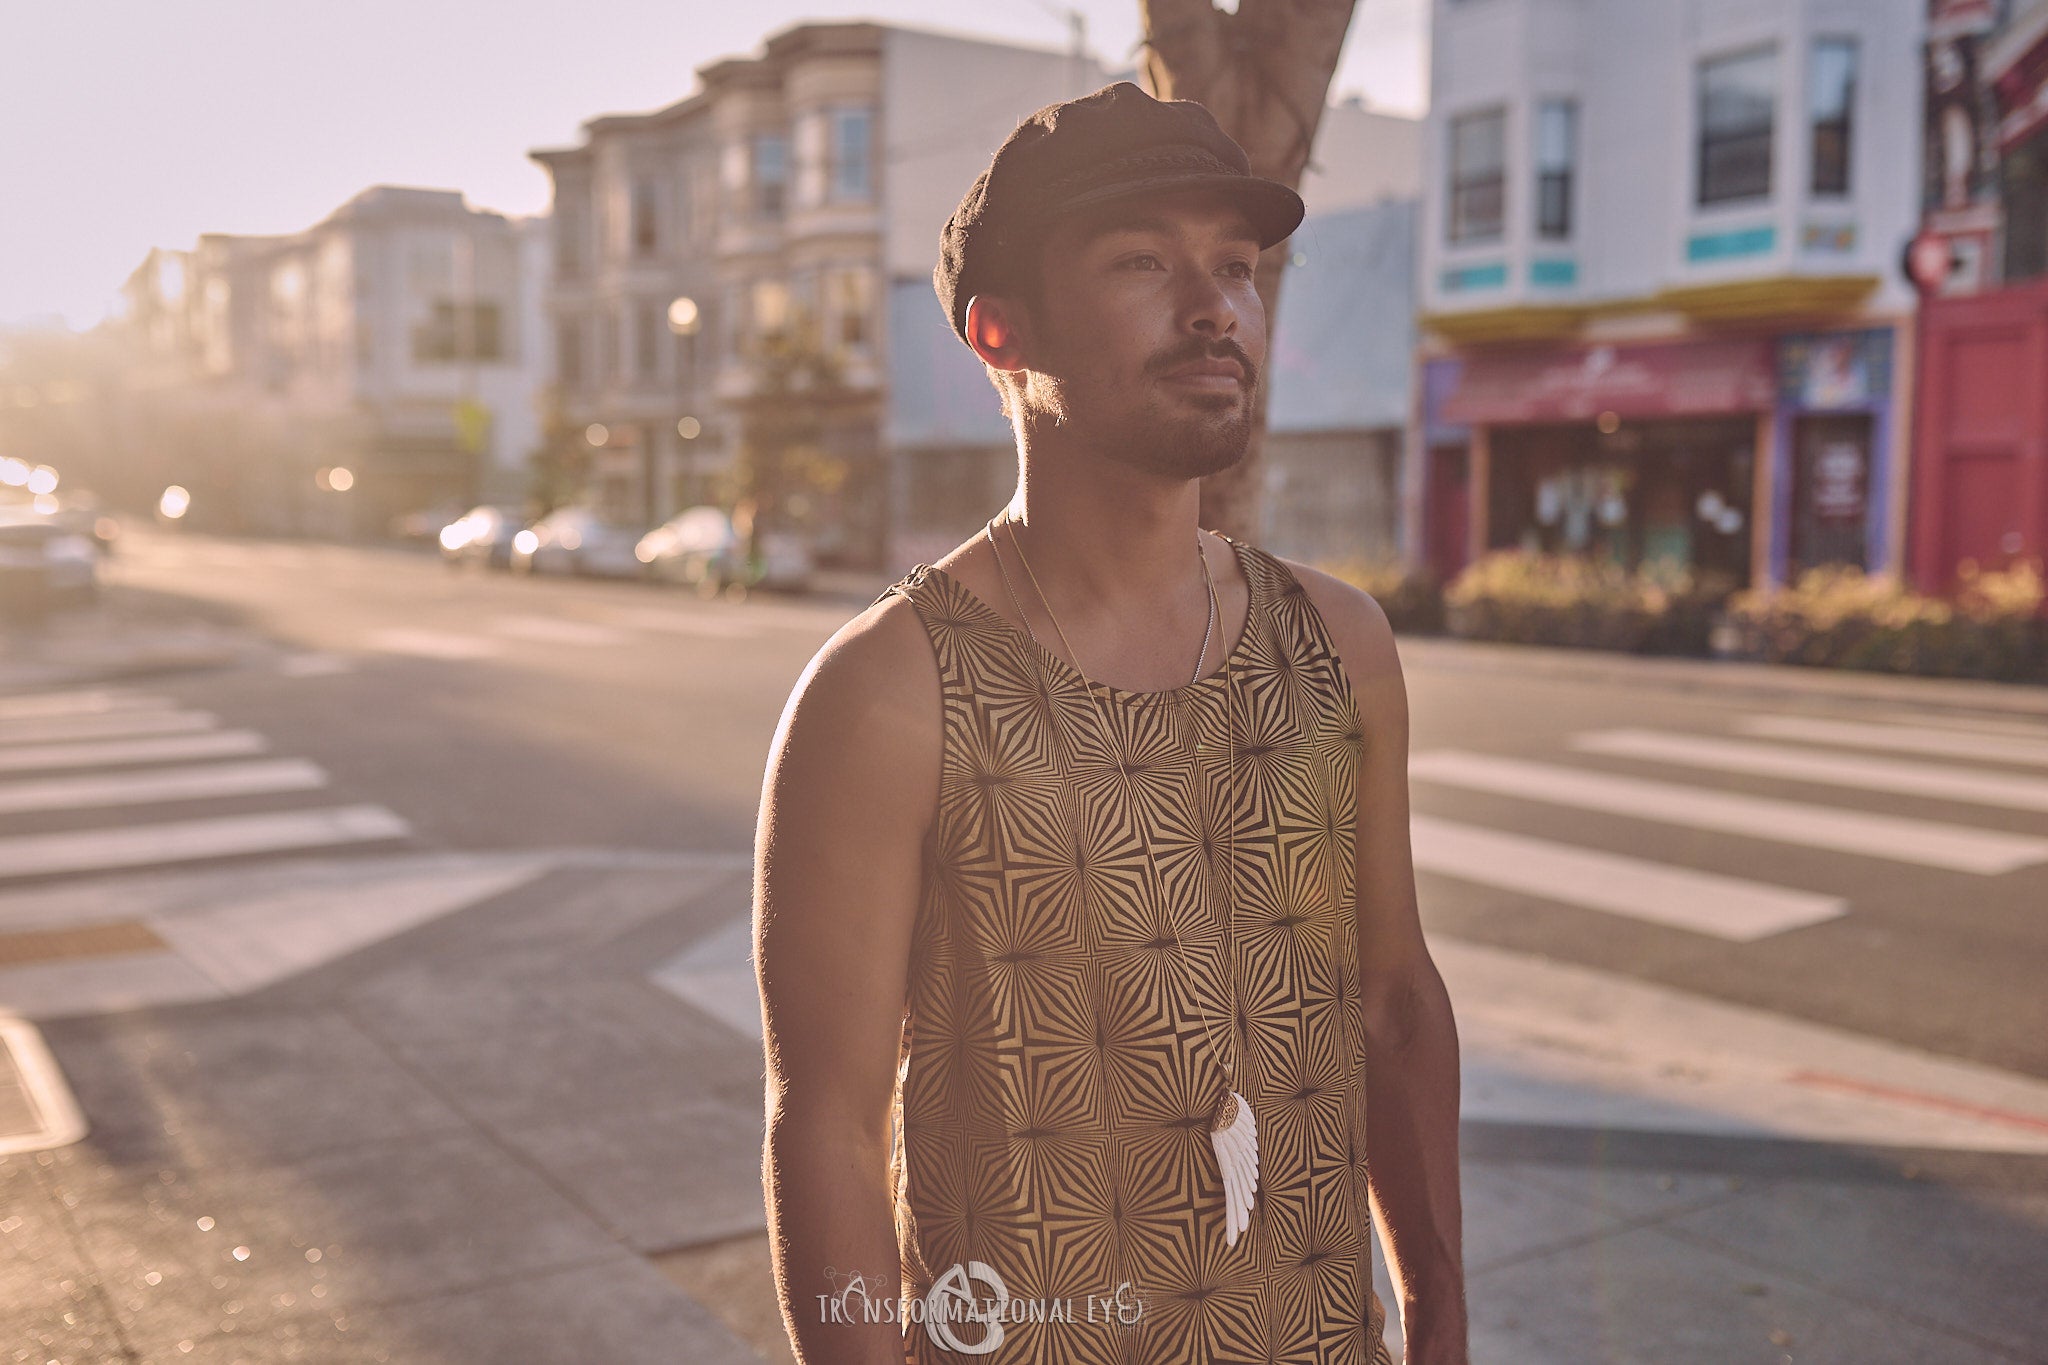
667;296;701;335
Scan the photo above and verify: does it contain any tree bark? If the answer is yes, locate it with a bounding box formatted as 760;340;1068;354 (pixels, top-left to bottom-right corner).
1138;0;1360;541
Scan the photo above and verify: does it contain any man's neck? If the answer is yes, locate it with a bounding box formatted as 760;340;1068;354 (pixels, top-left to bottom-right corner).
1001;459;1210;617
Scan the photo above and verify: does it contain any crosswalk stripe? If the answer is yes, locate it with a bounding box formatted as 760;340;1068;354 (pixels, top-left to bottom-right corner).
0;759;327;816
1409;750;2048;874
0;804;411;881
364;628;501;660
1732;714;2048;769
1858;709;2048;741
1408;814;1847;940
0;710;218;747
1573;727;2048;813
0;690;169;721
490;615;631;647
0;731;268;774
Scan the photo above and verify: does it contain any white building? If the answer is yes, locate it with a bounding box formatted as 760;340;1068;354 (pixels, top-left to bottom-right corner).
536;21;1422;568
122;187;550;537
1413;0;1924;592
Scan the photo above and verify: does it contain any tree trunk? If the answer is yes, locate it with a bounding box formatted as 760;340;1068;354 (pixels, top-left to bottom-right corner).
1138;0;1360;541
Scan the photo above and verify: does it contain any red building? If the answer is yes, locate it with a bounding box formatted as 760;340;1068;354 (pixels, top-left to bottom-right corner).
1912;0;2048;594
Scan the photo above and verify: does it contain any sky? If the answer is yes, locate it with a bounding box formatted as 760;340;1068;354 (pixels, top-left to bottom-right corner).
0;0;1428;332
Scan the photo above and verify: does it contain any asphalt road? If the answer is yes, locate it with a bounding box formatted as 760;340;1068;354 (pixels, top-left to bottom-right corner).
28;526;2048;1078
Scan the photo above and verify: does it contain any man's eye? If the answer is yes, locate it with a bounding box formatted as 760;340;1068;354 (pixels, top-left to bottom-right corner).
1124;254;1164;270
1222;260;1255;279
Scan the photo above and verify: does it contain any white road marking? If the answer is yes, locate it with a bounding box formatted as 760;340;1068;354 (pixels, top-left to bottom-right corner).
0;759;327;815
650;913;762;1042
276;653;355;677
0;709;218;747
1408;814;1847;941
363;628;501;660
0;731;268;774
1409;750;2048;874
490;615;632;647
1442;937;2048;1153
1574;727;2048;813
0;805;410;881
0;690;169;721
1857;708;2048;740
1732;714;2048;769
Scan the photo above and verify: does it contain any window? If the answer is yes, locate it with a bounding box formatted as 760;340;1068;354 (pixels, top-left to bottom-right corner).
411;301;503;363
635;302;661;382
1448;108;1507;243
600;307;621;383
1535;100;1577;239
750;278;791;351
1809;38;1856;197
753;133;789;218
631;181;659;256
827;266;874;348
1699;47;1777;205
557;318;584;385
832;108;873;201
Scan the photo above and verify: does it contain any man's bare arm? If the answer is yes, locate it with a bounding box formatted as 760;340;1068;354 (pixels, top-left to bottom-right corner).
756;595;941;1364
1292;563;1469;1365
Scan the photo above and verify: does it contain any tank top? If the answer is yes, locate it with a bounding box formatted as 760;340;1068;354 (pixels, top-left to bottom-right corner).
873;535;1395;1365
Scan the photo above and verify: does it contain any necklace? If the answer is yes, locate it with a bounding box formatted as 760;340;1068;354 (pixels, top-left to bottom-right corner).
982;510;1260;1249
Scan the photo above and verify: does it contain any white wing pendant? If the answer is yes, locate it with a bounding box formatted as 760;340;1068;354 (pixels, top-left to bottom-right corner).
1209;1088;1259;1247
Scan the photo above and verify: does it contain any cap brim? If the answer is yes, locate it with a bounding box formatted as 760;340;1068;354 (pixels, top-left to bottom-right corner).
1042;172;1305;250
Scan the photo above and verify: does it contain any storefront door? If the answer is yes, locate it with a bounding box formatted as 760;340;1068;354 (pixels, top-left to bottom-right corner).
1789;414;1872;577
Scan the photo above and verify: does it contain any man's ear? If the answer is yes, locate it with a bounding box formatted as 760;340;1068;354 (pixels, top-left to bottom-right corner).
964;295;1028;374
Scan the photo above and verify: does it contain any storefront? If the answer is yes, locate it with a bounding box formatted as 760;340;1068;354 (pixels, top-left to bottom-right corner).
1419;327;1903;589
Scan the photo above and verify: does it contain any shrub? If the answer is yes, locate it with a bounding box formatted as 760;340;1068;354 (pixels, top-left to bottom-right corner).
1441;550;1738;654
1718;558;2045;680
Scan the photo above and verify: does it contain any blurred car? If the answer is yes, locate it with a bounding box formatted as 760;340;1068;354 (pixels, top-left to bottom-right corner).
439;505;528;570
0;505;97;618
511;506;643;578
635;505;812;597
392;500;467;545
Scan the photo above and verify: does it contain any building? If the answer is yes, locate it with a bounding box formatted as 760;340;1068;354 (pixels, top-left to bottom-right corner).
121;188;549;537
1910;0;2048;593
535;21;1422;570
1415;0;1924;593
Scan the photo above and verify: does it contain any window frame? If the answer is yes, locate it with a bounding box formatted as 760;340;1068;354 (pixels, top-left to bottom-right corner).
1447;104;1509;245
1534;98;1578;241
1697;44;1779;208
1808;35;1857;199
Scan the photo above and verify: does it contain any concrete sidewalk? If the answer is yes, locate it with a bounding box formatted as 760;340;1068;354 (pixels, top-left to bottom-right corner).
3;851;2043;1364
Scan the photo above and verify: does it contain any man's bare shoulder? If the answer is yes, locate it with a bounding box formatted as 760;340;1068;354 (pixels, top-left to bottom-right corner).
1272;555;1402;692
783;589;942;744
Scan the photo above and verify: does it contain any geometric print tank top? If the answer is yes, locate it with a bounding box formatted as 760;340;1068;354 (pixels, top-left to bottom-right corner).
872;536;1396;1364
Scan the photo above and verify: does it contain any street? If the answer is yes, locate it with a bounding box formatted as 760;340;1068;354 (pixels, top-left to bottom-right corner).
3;529;2046;1364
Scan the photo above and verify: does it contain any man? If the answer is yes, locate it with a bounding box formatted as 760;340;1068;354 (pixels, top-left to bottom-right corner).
756;83;1466;1364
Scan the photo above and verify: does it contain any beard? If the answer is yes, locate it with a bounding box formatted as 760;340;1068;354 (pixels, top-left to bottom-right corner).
1026;335;1260;481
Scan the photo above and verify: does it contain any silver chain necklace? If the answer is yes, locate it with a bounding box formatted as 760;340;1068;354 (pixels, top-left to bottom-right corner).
982;510;1260;1248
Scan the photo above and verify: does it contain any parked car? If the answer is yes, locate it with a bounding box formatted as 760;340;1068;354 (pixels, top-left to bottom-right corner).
636;505;812;598
0;504;97;618
439;505;528;570
511;506;643;578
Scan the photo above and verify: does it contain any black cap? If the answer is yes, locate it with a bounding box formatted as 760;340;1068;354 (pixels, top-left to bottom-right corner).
934;81;1305;345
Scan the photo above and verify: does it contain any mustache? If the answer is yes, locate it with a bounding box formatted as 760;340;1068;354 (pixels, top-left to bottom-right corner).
1145;336;1258;389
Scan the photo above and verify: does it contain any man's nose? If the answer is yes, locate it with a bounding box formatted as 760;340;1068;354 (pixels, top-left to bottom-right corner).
1180;270;1238;337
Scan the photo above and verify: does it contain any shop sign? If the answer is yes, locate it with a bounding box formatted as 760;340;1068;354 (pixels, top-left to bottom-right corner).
1778;329;1893;410
1436;338;1776;425
1811;439;1868;522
